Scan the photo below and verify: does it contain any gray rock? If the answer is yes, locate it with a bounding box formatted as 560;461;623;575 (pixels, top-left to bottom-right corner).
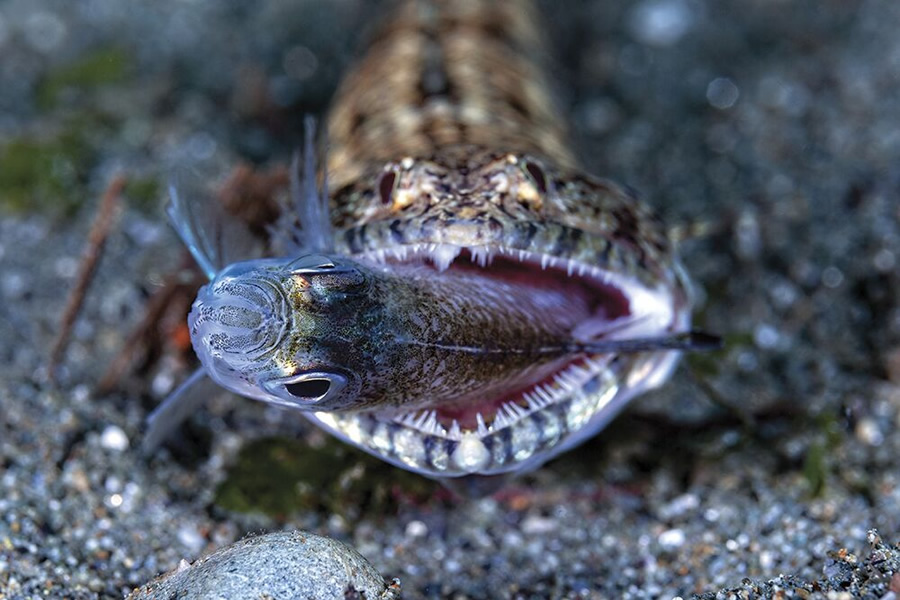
127;531;401;600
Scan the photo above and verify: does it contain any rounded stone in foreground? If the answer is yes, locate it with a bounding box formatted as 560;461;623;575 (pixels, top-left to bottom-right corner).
128;530;401;600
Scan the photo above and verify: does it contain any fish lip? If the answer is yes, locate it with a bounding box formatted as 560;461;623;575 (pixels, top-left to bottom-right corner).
301;240;690;477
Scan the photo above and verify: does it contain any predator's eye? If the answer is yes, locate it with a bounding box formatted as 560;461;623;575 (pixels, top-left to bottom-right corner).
285;378;331;399
378;169;397;205
524;160;547;194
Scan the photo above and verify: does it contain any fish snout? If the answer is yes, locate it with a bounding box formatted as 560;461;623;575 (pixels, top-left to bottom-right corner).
189;275;287;378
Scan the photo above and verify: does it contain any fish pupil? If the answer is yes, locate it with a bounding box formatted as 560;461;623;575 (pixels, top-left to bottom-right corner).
378;170;397;205
285;379;331;399
524;161;547;193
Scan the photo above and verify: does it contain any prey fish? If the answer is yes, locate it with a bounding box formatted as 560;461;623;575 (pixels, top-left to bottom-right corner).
147;0;714;482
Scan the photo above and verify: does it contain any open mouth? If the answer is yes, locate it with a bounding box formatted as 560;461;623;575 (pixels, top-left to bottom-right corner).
308;242;683;477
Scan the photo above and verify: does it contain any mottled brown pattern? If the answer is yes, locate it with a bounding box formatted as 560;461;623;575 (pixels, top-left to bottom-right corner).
327;0;574;189
324;0;684;294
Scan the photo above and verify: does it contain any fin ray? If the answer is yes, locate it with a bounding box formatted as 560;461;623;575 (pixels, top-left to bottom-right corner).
142;367;223;452
167;174;262;280
270;115;334;255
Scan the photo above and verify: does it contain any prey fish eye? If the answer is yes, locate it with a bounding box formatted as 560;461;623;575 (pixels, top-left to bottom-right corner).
285;379;331;400
150;0;718;490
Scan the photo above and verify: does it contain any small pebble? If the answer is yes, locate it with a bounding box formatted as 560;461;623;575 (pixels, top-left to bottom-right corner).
659;528;686;550
128;530;401;600
99;425;129;452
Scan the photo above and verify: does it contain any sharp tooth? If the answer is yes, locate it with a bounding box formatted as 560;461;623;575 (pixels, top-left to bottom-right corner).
559;370;577;386
448;420;461;438
493;407;511;430
470;246;492;267
585;356;607;370
518;249;528;262
566;364;589;380
523;391;541;410
578;263;587;276
423;410;442;435
431;244;461;272
567;260;576;276
540;254;550;270
476;412;490;435
400;412;419;428
536;385;555;404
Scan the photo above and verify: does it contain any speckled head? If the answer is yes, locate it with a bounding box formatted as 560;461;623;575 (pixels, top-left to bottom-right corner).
188;255;372;412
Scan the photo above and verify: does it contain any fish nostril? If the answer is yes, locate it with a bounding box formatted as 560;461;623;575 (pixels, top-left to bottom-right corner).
285;379;331;399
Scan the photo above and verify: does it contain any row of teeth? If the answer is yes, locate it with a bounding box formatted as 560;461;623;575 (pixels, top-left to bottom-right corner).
311;358;621;477
360;242;612;280
390;356;612;439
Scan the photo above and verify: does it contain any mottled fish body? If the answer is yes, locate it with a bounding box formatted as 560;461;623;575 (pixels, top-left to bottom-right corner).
156;0;700;481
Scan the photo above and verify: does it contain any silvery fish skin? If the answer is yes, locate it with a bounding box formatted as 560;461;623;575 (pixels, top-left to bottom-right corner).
159;0;694;481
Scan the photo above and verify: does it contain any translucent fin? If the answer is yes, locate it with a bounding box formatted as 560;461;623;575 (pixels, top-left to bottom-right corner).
270;115;334;255
142;367;222;452
566;330;722;355
167;176;262;281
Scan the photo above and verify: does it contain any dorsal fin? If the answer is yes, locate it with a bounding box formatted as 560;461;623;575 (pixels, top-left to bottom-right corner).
269;116;334;256
167;175;262;280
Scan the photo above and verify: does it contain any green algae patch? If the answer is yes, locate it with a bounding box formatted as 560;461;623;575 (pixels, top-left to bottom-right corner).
802;439;827;497
0;129;94;215
803;411;843;498
124;177;162;215
215;437;438;519
37;47;132;110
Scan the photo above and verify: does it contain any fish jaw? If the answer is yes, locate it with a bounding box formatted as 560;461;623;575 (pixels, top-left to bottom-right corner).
302;243;691;479
186;146;693;480
185;241;690;479
309;149;693;478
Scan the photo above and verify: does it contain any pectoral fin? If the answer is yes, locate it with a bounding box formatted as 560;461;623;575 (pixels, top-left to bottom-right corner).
143;367;224;452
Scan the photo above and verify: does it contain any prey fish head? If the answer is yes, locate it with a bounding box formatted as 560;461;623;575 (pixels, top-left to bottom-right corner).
188;254;377;412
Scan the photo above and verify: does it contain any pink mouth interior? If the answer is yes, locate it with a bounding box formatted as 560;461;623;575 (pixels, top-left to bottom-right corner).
410;249;632;430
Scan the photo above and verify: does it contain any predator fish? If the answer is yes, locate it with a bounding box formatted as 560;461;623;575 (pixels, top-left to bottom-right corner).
150;0;711;484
